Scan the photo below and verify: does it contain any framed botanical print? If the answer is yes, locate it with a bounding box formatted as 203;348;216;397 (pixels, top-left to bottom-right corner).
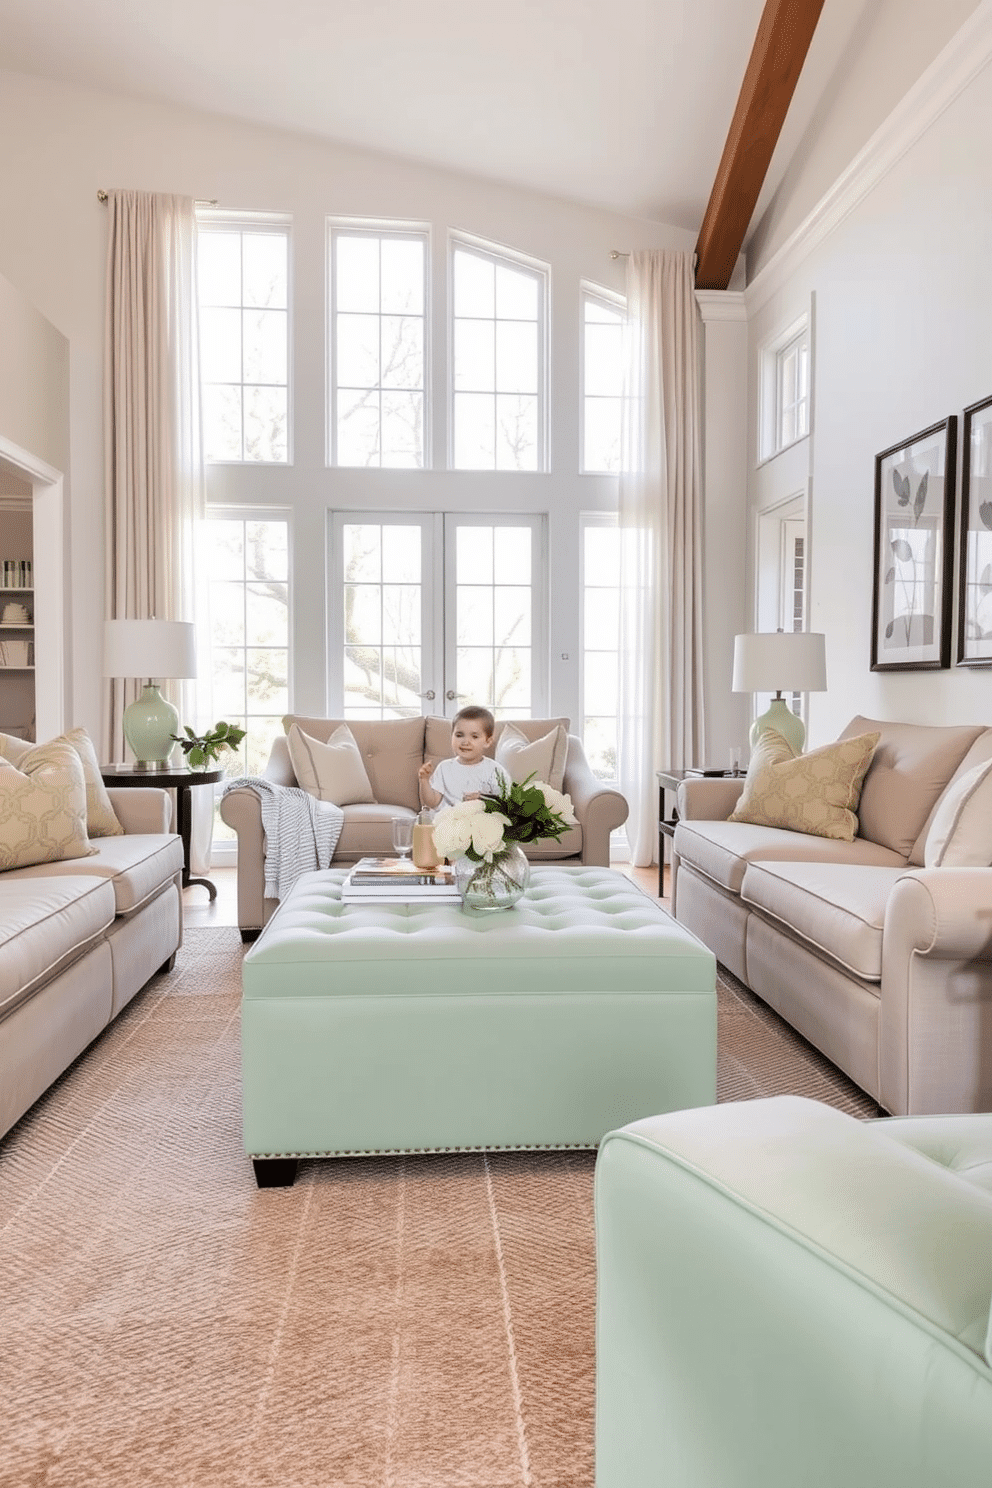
871;417;957;671
956;393;992;666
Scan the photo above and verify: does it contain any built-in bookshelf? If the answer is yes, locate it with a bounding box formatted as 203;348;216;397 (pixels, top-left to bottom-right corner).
0;499;36;739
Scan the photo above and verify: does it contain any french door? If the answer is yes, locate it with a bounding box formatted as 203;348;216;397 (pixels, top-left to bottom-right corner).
328;511;547;719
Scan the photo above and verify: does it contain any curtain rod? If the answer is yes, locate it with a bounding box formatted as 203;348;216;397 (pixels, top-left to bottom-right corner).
97;190;219;206
610;250;630;259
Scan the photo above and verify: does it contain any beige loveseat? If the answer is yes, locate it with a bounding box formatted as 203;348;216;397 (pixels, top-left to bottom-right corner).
672;716;992;1116
220;714;628;940
0;787;184;1141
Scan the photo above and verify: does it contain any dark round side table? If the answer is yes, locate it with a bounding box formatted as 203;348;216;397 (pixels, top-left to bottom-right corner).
100;763;223;900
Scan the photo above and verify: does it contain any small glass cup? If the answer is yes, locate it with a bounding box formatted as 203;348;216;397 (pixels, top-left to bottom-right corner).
729;746;742;777
391;816;414;859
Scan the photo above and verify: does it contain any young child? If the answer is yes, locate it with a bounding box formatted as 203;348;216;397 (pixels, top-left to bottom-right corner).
419;705;512;808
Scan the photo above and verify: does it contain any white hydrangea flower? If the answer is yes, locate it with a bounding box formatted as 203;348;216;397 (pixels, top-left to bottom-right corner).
533;780;578;826
431;808;474;859
448;797;487;818
469;811;509;861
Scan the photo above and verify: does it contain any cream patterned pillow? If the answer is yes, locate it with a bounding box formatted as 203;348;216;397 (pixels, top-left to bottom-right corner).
496;722;568;791
0;741;95;870
1;727;123;837
729;728;880;842
287;723;375;805
924;758;992;867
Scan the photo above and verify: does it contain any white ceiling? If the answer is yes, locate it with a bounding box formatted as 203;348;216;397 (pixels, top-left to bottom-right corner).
0;0;871;235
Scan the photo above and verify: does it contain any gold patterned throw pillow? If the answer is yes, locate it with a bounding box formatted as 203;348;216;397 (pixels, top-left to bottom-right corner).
0;727;123;837
0;741;95;870
729;728;881;841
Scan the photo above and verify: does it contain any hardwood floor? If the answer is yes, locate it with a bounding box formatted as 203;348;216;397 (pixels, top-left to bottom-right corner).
181;860;670;930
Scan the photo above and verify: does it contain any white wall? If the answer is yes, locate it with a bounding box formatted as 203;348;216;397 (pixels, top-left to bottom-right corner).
747;0;982;278
0;68;701;749
745;10;992;746
0;268;69;475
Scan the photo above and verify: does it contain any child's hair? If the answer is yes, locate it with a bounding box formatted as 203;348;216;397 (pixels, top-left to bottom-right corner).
453;704;496;738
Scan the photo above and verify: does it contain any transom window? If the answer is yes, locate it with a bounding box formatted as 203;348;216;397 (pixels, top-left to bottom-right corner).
776;330;810;450
328;224;428;468
582;287;625;473
197;214;290;463
451;240;547;471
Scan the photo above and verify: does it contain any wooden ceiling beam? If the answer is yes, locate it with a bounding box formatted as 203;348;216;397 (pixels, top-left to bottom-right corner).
694;0;826;290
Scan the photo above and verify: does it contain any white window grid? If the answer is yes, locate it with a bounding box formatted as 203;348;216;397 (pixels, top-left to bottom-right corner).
196;210;292;465
580;283;626;474
580;511;621;782
757;311;811;463
327;219;431;469
449;233;549;473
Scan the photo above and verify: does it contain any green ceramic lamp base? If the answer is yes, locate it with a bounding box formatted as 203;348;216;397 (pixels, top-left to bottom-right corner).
749;695;806;755
122;683;179;770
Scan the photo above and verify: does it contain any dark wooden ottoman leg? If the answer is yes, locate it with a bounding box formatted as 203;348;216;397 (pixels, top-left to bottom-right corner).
252;1158;298;1188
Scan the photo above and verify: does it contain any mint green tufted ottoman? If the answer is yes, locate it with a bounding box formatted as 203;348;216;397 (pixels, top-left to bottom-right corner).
241;865;716;1185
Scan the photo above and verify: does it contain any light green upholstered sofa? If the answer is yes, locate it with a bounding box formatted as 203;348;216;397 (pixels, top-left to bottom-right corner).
221;714;628;941
595;1096;992;1488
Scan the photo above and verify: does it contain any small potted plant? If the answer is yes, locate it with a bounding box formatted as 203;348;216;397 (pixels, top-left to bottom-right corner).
170;720;247;771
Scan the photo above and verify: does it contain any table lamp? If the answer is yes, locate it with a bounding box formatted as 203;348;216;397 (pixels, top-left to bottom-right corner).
732;630;827;754
104;619;197;770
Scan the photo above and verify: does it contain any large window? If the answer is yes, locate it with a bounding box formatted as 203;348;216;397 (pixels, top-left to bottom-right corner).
581;515;620;780
197;215;290;463
581;286;625;473
451;240;547;471
328;224;428;468
329;512;547;719
203;514;290;847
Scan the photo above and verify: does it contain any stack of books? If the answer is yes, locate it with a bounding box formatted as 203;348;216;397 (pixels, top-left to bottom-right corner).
341;856;461;905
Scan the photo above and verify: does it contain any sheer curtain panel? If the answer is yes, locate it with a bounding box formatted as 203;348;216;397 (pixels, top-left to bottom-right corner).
103;190;210;870
618;250;706;866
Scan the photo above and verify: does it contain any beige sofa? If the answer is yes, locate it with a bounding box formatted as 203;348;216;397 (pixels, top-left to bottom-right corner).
0;787;184;1141
220;714;629;940
672;716;992;1116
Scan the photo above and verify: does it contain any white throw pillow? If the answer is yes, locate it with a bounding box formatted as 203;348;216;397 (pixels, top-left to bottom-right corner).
924;758;992;867
496;721;568;791
287;723;375;805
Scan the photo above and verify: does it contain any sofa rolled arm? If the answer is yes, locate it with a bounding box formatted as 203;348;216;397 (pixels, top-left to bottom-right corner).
107;786;172;835
219;785;269;937
886;868;992;961
562;734;628;866
675;777;745;821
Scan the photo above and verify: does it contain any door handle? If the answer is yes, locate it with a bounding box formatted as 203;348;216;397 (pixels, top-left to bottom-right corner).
446;690;457;701
421;690;436;700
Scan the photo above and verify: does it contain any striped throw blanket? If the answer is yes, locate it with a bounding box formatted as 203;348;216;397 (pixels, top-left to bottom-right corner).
223;778;344;901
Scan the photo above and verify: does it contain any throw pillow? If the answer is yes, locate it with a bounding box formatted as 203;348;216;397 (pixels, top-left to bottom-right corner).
0;727;123;838
924;758;992;867
287;722;375;805
0;741;95;870
495;721;568;791
729;728;880;842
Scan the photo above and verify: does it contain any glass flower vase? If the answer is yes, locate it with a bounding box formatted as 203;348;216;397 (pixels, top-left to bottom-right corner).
454;842;530;912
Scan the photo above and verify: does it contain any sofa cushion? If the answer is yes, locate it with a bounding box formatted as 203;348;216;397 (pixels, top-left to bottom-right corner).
839;715;983;858
6;833;184;915
287;723;375;806
0;743;95;870
909;727;992;865
1;727;123;838
729;729;879;842
741;861;905;981
923;758;992;868
0;875;116;1022
495;721;568;791
283;715;425;813
674;818;906;896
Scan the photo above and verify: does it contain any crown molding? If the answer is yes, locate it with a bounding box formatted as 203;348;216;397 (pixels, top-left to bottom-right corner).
695;290;747;322
745;0;992;316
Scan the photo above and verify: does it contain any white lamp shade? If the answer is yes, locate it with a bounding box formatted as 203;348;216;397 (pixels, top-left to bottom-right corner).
104;619;197;681
732;632;826;694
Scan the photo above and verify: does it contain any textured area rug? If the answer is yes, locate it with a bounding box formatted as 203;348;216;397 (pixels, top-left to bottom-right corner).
0;927;880;1487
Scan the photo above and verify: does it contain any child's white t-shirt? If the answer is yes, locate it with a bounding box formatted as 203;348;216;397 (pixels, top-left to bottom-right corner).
429;757;511;807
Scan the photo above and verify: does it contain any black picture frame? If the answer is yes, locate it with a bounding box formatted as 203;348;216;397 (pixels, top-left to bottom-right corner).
956;393;992;666
871;417;957;671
